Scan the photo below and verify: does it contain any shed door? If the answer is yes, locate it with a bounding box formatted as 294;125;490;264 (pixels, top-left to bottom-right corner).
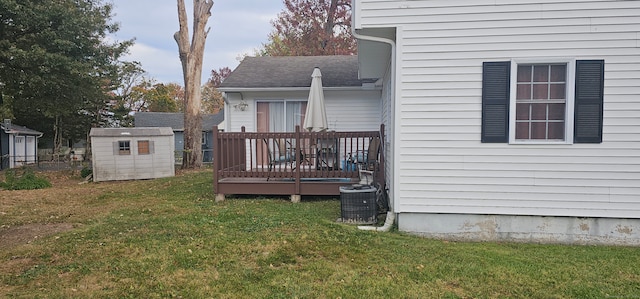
26;136;36;164
13;136;26;167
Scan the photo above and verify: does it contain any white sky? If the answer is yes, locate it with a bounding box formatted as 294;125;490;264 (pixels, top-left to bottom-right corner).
108;0;284;84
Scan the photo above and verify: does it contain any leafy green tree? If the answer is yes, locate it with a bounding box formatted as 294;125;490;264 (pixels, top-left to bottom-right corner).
122;80;182;114
146;84;180;113
261;0;355;56
0;0;133;149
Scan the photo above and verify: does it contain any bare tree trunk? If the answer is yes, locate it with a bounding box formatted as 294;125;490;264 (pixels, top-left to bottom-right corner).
323;0;339;52
174;0;213;169
53;115;63;161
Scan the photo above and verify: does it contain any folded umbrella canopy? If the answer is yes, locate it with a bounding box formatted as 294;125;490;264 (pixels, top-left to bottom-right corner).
303;67;328;132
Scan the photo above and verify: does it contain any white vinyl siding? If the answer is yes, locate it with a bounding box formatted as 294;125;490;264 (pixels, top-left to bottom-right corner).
225;90;382;132
357;0;640;218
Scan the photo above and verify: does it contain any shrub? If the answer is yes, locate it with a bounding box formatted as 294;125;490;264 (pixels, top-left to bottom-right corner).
80;167;92;179
0;168;52;190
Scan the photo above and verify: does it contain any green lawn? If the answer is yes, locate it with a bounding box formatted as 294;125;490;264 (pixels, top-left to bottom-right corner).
1;170;639;298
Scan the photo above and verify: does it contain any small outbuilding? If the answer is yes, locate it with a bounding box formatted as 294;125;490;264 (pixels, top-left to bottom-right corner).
89;127;175;182
1;119;43;170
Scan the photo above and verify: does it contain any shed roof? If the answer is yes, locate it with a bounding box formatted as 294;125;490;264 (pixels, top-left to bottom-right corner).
89;127;174;137
219;55;377;89
1;122;43;136
134;110;224;131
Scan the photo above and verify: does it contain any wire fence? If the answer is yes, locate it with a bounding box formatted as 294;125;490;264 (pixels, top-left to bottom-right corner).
174;149;214;165
1;148;215;172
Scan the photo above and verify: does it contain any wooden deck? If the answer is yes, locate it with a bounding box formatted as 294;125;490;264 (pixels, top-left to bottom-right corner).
212;125;385;200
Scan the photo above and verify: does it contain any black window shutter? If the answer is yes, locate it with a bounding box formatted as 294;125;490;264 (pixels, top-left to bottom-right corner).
574;60;604;143
482;61;511;143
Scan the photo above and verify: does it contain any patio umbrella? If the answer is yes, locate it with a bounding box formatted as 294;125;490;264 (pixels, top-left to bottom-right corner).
303;67;328;132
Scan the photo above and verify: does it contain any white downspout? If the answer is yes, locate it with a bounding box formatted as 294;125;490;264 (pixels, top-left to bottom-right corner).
351;0;397;232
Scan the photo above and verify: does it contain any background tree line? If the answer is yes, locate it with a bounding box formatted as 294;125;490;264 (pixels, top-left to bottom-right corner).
0;0;353;163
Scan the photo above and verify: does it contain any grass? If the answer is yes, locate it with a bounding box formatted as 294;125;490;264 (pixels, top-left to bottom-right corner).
1;170;639;298
0;167;51;190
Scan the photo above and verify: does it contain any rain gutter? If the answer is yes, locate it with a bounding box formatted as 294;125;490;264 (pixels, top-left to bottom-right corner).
218;86;380;93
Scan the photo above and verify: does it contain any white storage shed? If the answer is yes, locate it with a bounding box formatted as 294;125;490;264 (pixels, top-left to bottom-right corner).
90;127;175;182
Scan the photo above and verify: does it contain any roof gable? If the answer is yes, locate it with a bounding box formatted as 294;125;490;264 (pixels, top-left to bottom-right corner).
219;55;377;89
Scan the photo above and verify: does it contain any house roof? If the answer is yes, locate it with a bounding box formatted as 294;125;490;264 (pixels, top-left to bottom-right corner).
134;110;224;131
89;127;174;137
219;55;377;89
1;122;43;136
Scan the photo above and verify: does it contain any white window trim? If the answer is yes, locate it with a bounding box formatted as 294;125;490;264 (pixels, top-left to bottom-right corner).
508;58;576;145
118;140;131;155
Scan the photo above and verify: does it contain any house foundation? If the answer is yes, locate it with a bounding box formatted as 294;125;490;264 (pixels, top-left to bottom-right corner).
399;213;640;246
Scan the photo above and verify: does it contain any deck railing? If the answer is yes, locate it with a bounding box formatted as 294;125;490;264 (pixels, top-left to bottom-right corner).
212;125;385;196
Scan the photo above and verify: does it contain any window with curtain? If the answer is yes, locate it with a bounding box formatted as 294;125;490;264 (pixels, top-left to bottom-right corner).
256;100;307;166
256;101;307;132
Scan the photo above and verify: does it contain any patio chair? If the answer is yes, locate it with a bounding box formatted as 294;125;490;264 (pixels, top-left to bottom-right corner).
263;138;295;172
316;138;339;170
350;136;380;184
349;136;380;169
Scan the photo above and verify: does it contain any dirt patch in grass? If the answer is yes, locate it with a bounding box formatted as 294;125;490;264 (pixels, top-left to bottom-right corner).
0;223;75;250
0;169;134;251
0;170;87;250
0;169;201;251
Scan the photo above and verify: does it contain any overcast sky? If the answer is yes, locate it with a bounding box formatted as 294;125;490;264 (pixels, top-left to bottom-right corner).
108;0;284;84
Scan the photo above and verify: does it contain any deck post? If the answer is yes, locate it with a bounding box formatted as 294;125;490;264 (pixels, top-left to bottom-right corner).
212;125;219;196
294;125;301;195
215;193;225;202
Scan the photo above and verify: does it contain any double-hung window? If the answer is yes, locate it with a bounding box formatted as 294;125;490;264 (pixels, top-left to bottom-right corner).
514;62;570;142
482;59;604;144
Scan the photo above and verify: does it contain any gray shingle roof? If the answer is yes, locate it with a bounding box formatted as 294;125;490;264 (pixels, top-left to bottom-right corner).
1;122;43;136
90;127;174;137
134;110;224;131
219;55;377;89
